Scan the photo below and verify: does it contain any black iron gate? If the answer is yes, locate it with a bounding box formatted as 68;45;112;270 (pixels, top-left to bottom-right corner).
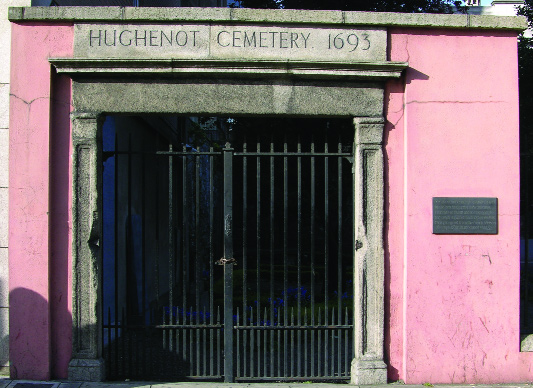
102;117;355;382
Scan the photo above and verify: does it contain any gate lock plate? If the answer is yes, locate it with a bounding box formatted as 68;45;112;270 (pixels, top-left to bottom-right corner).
215;257;237;265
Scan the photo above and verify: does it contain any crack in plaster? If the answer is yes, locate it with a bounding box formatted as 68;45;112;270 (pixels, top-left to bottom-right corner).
9;94;48;107
10;94;50;125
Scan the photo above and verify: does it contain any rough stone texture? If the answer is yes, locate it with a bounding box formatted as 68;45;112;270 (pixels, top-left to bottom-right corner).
351;117;387;385
229;8;343;24
0;309;8;369
8;7;527;31
0;250;7;307
0;85;8;130
67;359;105;382
69;113;104;382
351;359;388;385
73;23;387;62
73;80;384;117
0;190;7;250
521;334;533;351
51;58;406;81
123;6;230;21
0;129;8;189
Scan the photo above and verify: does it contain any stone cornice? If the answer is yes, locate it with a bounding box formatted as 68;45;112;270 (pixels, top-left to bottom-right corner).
9;7;526;31
49;58;408;80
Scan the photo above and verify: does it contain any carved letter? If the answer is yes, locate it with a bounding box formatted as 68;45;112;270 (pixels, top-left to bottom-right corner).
135;30;147;46
161;30;172;46
191;30;199;47
233;30;242;47
244;31;257;47
269;31;279;47
279;31;289;48
89;30;102;47
259;31;268;48
176;31;188;47
300;32;311;48
149;30;158;46
104;30;116;47
119;30;132;46
290;32;299;48
217;30;230;47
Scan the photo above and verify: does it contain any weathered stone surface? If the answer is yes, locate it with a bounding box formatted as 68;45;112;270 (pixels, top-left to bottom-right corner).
74;23;387;62
123;6;230;21
68;358;105;382
74;24;211;59
0;190;7;248
0;128;8;189
229;8;343;24
9;7;527;31
0;85;8;130
51;58;407;81
0;308;8;369
521;334;533;351
73;80;383;117
351;359;388;385
0;249;8;307
351;117;386;385
70;113;104;381
344;11;468;28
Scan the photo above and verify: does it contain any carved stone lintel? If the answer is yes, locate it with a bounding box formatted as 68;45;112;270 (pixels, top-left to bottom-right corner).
351;117;386;385
69;112;105;381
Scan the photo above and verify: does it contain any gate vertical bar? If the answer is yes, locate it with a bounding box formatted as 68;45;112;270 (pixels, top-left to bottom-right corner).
168;144;174;351
223;142;234;382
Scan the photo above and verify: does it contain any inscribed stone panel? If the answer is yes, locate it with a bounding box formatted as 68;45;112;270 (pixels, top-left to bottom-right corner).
74;23;387;61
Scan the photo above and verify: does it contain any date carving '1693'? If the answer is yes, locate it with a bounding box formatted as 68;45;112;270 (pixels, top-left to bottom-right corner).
328;32;371;51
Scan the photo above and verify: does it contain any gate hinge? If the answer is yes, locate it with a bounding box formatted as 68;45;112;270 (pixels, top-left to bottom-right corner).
215;257;237;265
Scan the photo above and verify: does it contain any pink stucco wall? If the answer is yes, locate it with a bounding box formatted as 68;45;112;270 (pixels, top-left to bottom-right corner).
386;29;529;383
9;22;73;379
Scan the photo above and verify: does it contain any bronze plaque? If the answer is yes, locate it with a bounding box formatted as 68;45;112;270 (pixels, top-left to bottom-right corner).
433;197;498;234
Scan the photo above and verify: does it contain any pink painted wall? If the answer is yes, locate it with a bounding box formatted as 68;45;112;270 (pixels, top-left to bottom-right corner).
9;22;73;379
385;29;529;383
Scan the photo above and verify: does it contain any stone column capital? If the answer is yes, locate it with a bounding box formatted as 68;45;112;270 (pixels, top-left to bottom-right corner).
354;117;384;146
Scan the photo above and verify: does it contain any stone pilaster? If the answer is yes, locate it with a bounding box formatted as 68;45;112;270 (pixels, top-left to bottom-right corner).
68;112;105;381
351;117;387;385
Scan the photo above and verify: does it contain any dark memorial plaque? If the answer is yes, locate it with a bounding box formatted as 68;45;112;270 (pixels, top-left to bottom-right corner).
433;197;498;234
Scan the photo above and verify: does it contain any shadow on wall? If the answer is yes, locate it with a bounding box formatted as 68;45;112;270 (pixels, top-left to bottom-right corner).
9;288;53;379
8;287;192;381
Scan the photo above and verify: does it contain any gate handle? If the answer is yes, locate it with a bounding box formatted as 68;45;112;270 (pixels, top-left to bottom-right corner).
215;257;237;265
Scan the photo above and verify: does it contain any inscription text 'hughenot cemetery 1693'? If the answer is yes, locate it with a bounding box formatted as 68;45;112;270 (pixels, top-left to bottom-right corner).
75;24;387;61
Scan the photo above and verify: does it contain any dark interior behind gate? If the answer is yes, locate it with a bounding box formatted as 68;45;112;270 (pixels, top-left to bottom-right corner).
102;116;355;381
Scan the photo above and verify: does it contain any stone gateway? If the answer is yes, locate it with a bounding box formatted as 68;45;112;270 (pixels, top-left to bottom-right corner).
7;5;529;385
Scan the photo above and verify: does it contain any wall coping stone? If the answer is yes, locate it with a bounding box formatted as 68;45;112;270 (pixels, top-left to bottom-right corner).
8;6;527;31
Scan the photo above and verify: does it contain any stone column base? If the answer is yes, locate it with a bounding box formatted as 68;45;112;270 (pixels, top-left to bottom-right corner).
351;359;387;385
68;358;105;381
